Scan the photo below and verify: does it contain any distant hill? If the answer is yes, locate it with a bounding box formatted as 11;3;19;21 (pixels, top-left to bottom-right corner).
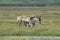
0;0;60;6
0;0;60;4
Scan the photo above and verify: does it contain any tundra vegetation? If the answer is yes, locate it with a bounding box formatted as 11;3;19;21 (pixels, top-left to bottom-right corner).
0;6;60;36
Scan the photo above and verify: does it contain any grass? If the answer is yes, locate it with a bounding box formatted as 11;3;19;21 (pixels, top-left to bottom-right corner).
0;36;60;40
0;6;60;36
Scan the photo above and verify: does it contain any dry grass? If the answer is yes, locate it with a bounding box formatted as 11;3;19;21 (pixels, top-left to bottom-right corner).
0;36;60;40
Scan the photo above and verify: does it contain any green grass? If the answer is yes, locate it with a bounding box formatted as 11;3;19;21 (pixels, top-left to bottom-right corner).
0;6;60;36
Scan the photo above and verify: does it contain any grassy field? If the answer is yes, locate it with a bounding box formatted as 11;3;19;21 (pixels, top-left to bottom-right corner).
0;38;60;40
0;6;60;36
0;36;60;40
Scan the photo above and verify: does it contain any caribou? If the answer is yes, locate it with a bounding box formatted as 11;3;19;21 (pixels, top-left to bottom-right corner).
17;15;41;27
